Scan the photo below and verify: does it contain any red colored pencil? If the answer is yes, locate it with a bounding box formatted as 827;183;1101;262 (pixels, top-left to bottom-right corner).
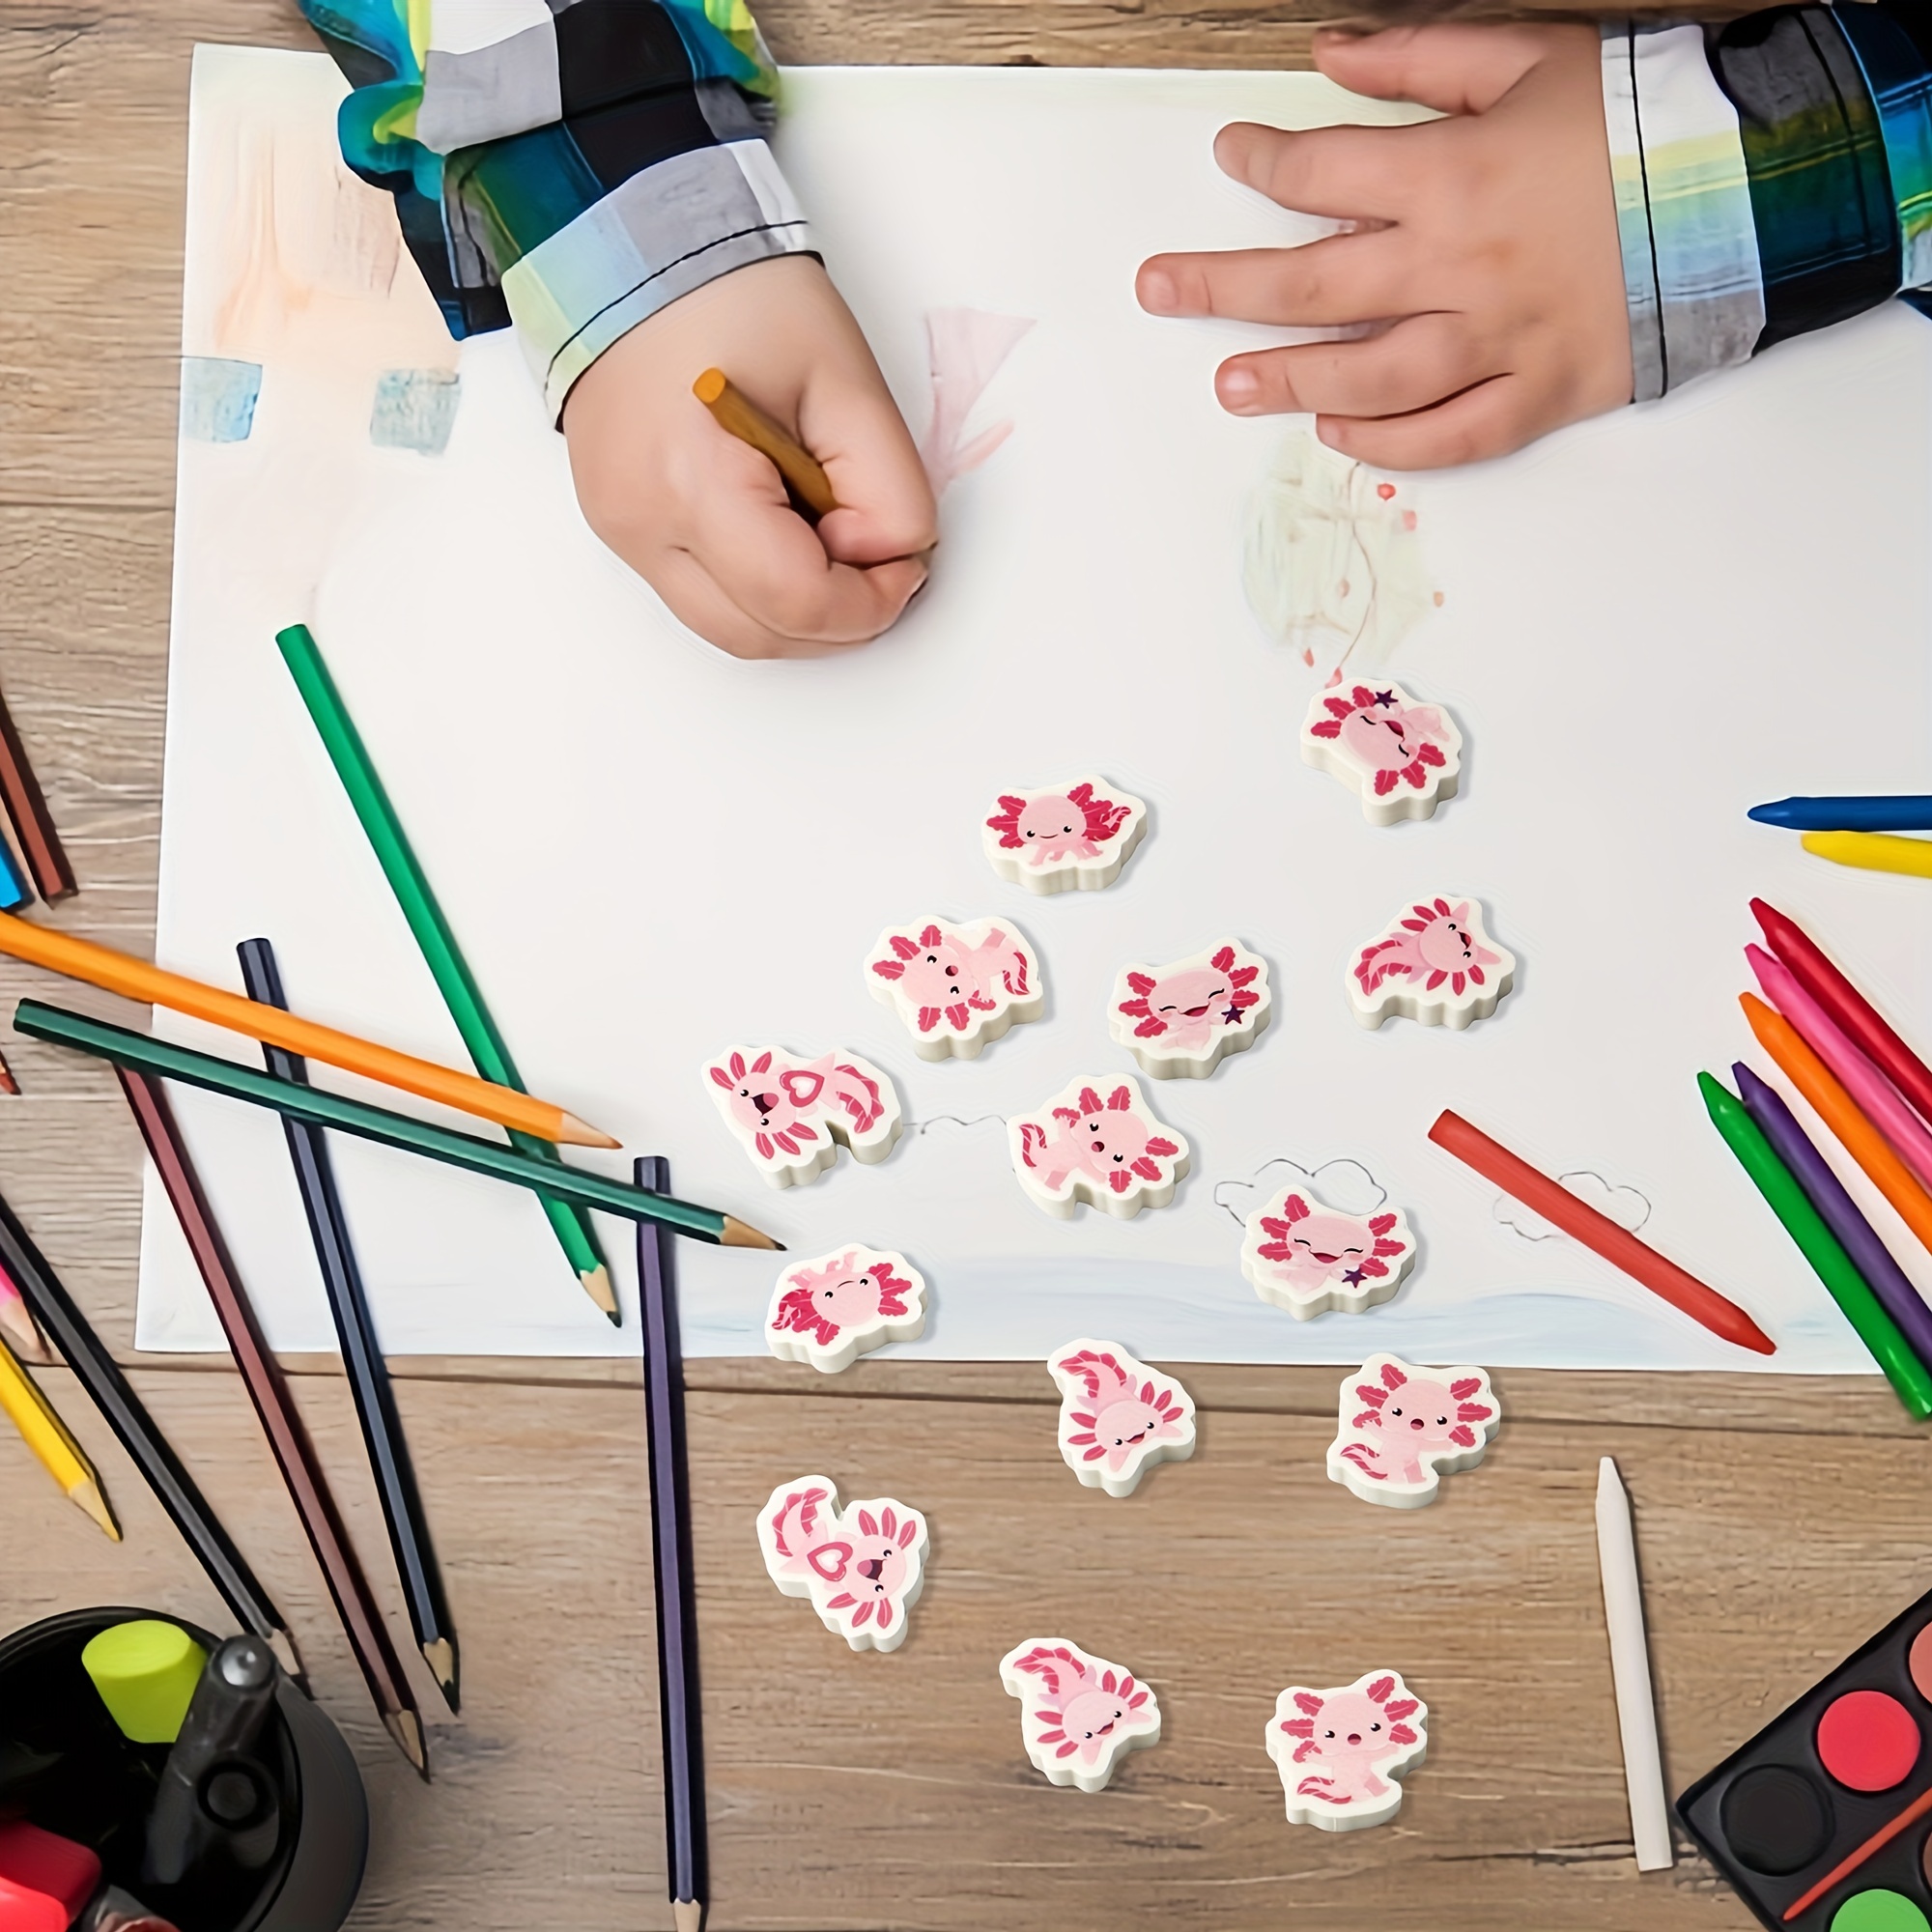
1751;897;1932;1132
118;1067;429;1777
1428;1110;1776;1354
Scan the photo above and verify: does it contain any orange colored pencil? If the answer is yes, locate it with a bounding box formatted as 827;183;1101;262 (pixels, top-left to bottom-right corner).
1740;991;1932;1256
0;912;616;1150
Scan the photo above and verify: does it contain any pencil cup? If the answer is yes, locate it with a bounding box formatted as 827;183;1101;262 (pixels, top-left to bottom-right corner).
0;1605;367;1932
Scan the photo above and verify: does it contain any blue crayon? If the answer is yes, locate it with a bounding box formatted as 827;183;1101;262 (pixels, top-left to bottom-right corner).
1748;795;1932;833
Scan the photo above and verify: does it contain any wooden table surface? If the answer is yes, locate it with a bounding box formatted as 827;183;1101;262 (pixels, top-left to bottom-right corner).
5;4;1923;1927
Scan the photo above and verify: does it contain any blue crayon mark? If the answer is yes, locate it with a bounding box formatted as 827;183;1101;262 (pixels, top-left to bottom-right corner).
179;357;263;443
370;369;461;455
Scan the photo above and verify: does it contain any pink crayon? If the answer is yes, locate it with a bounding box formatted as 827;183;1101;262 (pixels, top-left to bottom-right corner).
1747;945;1932;1194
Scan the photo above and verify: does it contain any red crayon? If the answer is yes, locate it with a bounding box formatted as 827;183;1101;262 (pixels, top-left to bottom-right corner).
1429;1110;1776;1354
1751;897;1932;1132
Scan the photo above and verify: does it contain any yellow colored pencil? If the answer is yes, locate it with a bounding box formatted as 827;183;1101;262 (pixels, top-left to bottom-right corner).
1802;830;1932;881
0;911;617;1149
0;1336;119;1539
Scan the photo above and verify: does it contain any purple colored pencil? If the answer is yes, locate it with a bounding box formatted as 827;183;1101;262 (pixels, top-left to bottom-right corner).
636;1157;706;1932
1733;1063;1932;1373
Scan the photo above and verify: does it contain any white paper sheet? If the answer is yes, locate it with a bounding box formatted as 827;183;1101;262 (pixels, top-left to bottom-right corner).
146;45;1932;1370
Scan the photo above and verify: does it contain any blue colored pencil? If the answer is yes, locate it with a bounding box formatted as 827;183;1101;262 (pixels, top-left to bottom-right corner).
0;830;32;912
1749;795;1932;833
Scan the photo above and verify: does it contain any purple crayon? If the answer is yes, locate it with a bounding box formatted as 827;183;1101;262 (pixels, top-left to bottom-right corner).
1733;1063;1932;1374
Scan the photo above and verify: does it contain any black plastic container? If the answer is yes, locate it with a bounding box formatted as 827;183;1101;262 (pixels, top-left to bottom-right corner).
0;1606;367;1932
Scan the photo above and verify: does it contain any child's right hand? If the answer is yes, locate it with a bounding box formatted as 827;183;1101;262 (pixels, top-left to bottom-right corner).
1136;22;1633;469
563;255;937;660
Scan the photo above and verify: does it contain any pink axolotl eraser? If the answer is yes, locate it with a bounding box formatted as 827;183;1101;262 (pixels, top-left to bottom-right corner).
1048;1340;1196;1497
1000;1638;1162;1792
983;776;1148;895
1266;1669;1428;1831
1301;680;1462;825
1325;1352;1498;1509
1008;1076;1190;1220
867;916;1043;1062
1108;940;1271;1079
766;1246;926;1375
1348;895;1515;1030
756;1475;927;1653
702;1044;902;1187
1240;1183;1415;1320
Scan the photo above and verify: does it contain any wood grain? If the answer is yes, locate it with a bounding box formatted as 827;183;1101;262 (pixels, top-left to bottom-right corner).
0;3;1887;1928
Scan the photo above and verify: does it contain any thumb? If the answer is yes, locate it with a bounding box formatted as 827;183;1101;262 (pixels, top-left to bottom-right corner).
1313;22;1557;116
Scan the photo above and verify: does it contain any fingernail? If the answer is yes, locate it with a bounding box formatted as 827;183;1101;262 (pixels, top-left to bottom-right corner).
1139;270;1179;316
1219;366;1260;410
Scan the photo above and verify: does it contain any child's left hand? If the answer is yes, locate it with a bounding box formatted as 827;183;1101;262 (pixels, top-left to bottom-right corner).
1135;22;1632;469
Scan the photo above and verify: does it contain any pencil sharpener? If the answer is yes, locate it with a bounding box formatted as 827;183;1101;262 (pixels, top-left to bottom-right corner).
0;1605;367;1932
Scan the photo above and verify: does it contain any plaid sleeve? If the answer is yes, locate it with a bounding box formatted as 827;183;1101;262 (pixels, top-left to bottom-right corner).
1602;7;1930;404
299;0;815;422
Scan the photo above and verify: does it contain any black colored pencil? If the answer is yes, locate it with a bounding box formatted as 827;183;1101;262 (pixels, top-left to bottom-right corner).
637;1157;706;1932
0;1182;300;1679
238;938;460;1713
119;1068;429;1777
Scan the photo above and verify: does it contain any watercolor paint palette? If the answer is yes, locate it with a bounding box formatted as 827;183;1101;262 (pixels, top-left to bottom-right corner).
1678;1582;1932;1931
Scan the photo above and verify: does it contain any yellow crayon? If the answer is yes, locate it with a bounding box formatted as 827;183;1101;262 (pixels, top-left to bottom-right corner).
1802;830;1932;881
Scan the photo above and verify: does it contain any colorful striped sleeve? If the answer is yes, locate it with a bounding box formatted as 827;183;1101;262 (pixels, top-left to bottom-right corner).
1601;6;1932;404
299;0;815;423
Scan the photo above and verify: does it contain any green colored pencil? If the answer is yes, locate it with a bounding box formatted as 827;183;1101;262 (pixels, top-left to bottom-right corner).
1698;1070;1932;1418
15;1001;781;1252
276;623;614;1322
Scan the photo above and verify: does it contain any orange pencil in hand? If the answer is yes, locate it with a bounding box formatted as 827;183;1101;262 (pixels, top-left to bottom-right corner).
693;368;838;520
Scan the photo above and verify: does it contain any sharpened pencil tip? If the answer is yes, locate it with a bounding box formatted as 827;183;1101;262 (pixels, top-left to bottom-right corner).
720;1215;782;1251
558;1112;623;1150
581;1263;619;1319
386;1708;431;1778
71;1476;121;1541
423;1637;459;1710
0;1307;52;1364
582;1267;617;1314
673;1899;704;1932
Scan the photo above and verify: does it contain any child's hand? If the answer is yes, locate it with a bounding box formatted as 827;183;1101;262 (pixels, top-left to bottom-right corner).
1136;23;1631;468
564;255;937;659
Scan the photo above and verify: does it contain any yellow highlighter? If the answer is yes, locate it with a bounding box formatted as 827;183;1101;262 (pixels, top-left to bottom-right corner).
1802;830;1932;880
0;1335;119;1539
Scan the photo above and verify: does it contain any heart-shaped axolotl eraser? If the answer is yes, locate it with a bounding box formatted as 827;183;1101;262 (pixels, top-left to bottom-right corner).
1000;1638;1162;1792
1267;1669;1428;1831
1008;1076;1190;1220
703;1044;902;1187
765;1246;927;1375
756;1475;927;1653
1325;1353;1499;1509
1348;895;1515;1030
1048;1340;1196;1497
1301;679;1462;825
982;776;1148;895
